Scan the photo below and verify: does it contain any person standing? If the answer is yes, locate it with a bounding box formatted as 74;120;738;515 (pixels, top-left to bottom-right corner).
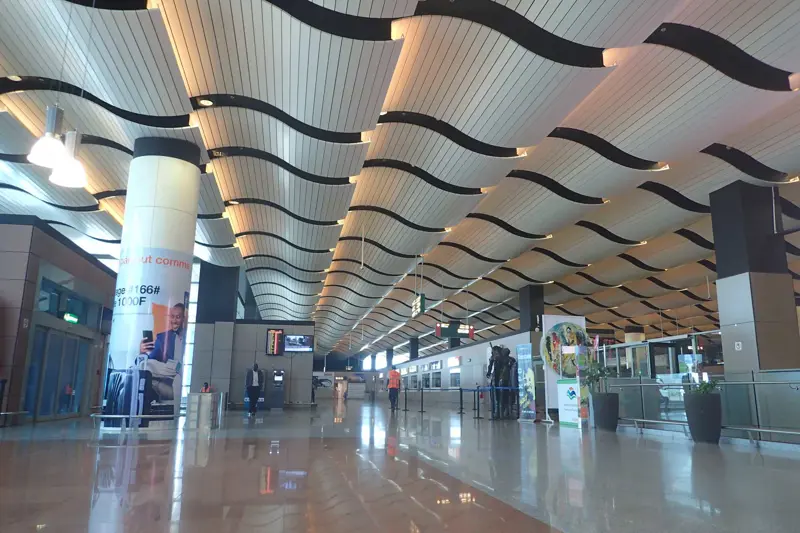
246;363;264;416
387;366;401;411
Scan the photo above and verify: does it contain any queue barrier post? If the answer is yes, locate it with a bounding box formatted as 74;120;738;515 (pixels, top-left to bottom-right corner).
403;384;409;412
458;387;464;415
473;387;483;419
419;386;425;413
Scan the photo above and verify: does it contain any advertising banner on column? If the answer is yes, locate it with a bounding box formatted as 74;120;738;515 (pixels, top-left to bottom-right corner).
557;378;581;427
540;315;589;420
103;247;193;421
515;343;536;421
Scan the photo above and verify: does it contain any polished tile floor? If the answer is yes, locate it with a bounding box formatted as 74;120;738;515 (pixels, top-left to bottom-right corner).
1;400;798;532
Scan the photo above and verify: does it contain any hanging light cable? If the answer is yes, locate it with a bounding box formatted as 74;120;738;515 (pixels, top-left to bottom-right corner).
28;1;77;168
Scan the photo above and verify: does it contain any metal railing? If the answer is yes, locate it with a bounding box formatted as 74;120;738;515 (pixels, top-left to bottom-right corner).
0;410;28;428
89;413;178;429
607;376;800;443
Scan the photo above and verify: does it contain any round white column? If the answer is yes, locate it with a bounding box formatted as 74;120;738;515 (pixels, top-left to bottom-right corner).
104;138;201;422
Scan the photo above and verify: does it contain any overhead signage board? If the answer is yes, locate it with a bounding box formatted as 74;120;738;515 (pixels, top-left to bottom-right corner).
435;321;475;339
411;293;426;319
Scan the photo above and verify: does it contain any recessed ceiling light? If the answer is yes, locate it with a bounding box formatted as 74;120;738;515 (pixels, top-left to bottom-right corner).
7;75;22;82
198;99;214;107
337;219;346;225
444;227;453;233
379;111;388;116
329;247;336;252
221;211;230;219
232;242;240;249
349;176;358;184
228;200;240;205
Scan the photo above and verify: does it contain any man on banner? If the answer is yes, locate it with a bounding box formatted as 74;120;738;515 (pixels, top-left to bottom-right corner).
139;303;187;406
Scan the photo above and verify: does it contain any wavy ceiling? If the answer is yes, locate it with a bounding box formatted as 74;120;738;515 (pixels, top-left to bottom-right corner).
1;0;800;360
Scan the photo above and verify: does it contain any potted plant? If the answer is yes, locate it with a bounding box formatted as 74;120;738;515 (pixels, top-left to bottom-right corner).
584;361;618;432
684;380;721;444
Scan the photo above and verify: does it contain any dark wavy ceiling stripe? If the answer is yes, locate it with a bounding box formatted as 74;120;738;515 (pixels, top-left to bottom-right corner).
461;290;501;304
331;258;401;277
619;286;649;299
243;254;324;274
252;293;315;307
245;266;322;284
640;301;663;312
0;77;189;128
645;23;796;92
66;0;147;8
438;242;505;263
195;240;235;249
316;304;362;318
548;127;664;170
44;220;120;243
192;94;360;143
786;241;800;256
324;284;383;300
264;0;391;41
646;277;681;291
385;297;412;309
575;272;617;288
197;212;226;220
376;305;410;321
637;181;710;213
575;220;642;246
327;270;394;287
338;236;418;259
376;111;516;157
531;247;588;268
314;315;353;329
553;281;590;296
695;304;716;314
423;263;475;281
697;259;717;272
508;170;606;205
210;147;350;185
402;323;427;336
499;266;548;284
81;134;133;155
408;274;461;291
348;205;445;233
481;310;508;323
226;199;339;225
362;316;393;329
680;289;709;302
0;183;100;212
502;303;519;313
414;0;604;67
792;270;800;281
363;159;482;195
258;307;307;319
371;310;401;324
250;282;317;297
625;318;644;327
618;253;666;272
608;309;630;320
318;294;371;309
584;297;610;309
780;198;800;220
700;143;791;183
466;213;548;239
93;189;127;201
316;309;359;324
0;152;27;164
236;231;331;254
674;228;715;250
482;277;517;292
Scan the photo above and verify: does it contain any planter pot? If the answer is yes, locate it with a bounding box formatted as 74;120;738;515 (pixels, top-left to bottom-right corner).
591;392;619;432
684;392;722;444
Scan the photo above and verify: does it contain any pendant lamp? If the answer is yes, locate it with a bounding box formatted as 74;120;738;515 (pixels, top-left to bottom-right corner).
49;131;87;188
27;105;67;168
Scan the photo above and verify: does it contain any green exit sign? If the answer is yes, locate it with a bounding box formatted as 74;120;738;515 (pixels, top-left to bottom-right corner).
63;312;79;324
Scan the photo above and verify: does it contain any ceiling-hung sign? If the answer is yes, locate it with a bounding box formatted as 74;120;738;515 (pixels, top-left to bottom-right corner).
411;293;426;318
435;321;475;339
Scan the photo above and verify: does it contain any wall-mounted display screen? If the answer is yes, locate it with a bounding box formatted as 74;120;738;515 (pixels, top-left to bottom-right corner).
284;334;314;352
267;329;284;355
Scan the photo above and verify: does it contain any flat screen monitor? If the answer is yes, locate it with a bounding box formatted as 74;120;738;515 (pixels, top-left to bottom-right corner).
267;329;284;355
284;334;313;352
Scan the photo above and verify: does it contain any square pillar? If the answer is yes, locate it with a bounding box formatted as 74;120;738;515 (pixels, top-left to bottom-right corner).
710;181;800;373
386;347;393;367
519;284;544;332
409;337;419;360
448;337;461;349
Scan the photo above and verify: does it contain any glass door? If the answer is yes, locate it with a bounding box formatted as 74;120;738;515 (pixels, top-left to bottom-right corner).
37;331;64;419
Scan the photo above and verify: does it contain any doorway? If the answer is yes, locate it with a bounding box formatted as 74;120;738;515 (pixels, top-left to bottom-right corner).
24;326;91;421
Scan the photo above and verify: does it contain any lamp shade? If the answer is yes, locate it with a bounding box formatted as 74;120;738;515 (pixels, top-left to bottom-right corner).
27;133;67;168
49;156;87;188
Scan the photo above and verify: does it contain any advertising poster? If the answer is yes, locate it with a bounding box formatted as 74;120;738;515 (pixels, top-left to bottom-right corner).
516;343;536;421
557;378;581;427
103;247;193;421
541;315;589;419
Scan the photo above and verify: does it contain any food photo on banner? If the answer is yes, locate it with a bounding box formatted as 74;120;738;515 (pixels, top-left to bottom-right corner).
540;315;591;423
102;247;193;425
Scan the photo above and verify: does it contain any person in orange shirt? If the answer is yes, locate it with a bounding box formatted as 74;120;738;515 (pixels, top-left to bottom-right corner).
200;382;211;393
387;366;401;411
